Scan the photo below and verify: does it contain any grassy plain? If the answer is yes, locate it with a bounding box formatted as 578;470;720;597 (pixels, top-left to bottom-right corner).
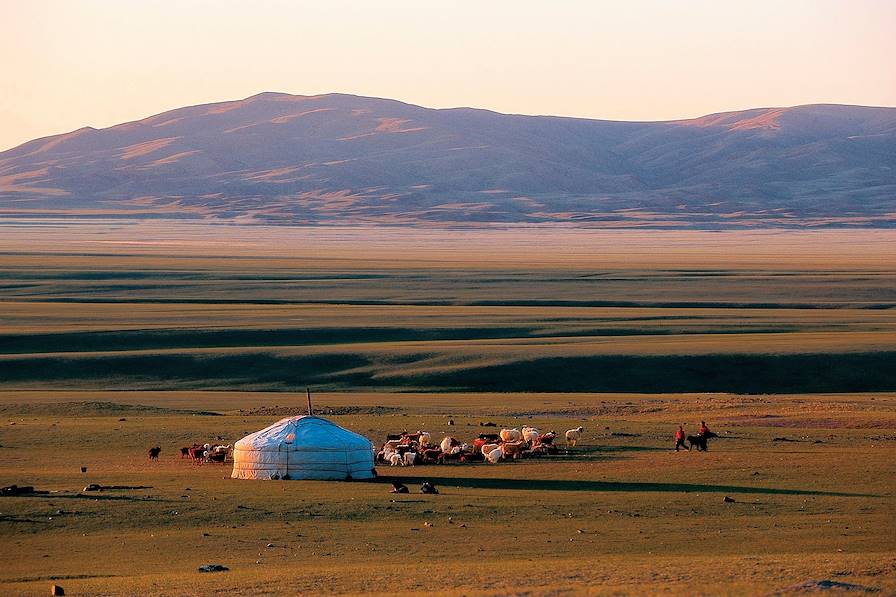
1;391;894;596
0;223;894;595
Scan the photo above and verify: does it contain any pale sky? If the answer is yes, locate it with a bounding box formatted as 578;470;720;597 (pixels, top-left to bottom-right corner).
2;0;895;151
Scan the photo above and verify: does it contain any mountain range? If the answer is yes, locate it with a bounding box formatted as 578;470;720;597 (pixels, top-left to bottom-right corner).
1;92;894;227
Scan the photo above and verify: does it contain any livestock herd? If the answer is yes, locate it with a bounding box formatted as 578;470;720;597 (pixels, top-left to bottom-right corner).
178;443;232;464
146;425;588;469
377;426;585;466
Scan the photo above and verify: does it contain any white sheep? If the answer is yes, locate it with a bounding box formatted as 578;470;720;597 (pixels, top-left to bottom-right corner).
484;446;504;463
418;432;432;447
522;427;539;443
500;429;521;442
403;452;417;466
502;439;527;459
481;443;500;456
389;453;402;466
565;426;584;447
440;437;457;452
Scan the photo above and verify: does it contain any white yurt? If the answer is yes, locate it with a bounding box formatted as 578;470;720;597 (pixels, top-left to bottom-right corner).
231;415;375;480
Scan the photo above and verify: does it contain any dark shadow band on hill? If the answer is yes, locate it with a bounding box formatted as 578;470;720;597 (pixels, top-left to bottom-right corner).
385;353;896;393
0;351;894;393
0;325;806;354
377;476;879;498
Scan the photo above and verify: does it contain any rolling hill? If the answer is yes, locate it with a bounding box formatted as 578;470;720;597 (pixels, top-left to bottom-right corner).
1;92;894;227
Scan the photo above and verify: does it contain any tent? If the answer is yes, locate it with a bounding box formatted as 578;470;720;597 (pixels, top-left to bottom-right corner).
231;415;375;480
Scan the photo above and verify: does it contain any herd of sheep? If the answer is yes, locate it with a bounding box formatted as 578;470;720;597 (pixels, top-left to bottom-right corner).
377;426;585;467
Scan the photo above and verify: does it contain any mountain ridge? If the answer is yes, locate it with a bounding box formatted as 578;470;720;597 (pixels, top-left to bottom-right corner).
1;92;894;227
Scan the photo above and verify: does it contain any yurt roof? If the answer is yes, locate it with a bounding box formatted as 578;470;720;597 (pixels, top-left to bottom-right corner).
235;415;373;451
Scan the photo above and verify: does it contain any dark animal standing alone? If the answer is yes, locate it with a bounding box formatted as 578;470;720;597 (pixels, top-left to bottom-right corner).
687;435;707;451
148;446;161;460
688;434;720;451
180;447;190;458
390;481;409;494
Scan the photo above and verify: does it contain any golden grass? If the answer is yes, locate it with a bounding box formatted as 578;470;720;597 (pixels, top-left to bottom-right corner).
1;224;894;593
1;391;894;596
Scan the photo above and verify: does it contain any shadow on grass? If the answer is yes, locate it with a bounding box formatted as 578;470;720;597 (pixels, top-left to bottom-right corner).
580;445;665;453
12;493;175;502
2;351;894;393
542;445;667;463
377;476;878;498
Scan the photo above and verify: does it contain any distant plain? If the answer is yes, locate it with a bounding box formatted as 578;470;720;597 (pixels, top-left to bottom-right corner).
0;222;894;595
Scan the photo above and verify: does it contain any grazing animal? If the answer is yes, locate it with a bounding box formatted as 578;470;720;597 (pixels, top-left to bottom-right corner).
565;427;584;447
440;437;458;452
403;452;417;466
461;451;484;463
484;446;504;463
500;428;522;443
527;444;549;456
180;446;190;458
420;448;442;464
389;453;402;466
537;431;557;446
421;482;439;494
501;440;527;459
207;444;231;463
379;440;400;463
522;427;540;443
418;432;432;447
188;446;206;461
439;450;463;464
390;481;409;494
148;446;161;460
480;443;500;456
687;435;708;451
480;421;497;427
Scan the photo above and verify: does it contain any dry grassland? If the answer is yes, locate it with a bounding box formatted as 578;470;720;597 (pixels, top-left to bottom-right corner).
0;223;894;595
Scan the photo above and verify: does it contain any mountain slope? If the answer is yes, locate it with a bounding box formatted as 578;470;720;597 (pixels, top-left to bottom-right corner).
1;93;894;227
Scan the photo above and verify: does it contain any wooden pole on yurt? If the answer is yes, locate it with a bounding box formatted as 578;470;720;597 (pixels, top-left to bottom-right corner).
306;387;313;416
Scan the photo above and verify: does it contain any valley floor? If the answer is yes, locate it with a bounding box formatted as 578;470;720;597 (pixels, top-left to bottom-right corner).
0;224;894;595
0;391;894;596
